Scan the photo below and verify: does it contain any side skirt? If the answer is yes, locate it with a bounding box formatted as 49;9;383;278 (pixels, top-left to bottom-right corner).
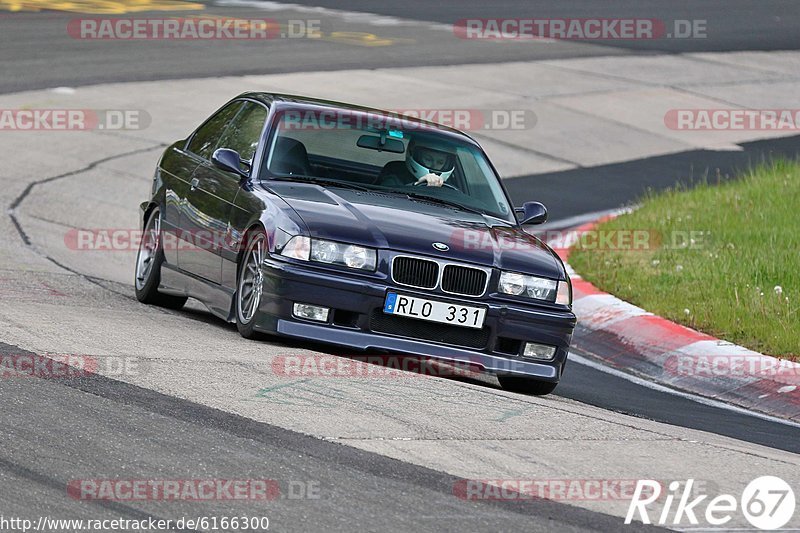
160;264;235;322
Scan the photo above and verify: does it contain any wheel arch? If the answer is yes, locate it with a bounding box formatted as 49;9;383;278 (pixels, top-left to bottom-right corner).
236;222;270;270
141;201;159;229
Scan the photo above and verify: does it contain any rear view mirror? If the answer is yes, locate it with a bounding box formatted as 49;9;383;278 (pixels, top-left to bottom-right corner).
212;148;249;178
516;201;548;225
357;134;405;154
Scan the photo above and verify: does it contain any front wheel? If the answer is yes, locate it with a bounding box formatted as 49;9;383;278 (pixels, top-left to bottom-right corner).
236;229;268;339
498;376;558;396
134;208;187;310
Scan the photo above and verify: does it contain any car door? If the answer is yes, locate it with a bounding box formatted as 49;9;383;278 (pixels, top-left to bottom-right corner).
180;100;269;284
158;142;204;267
176;101;243;276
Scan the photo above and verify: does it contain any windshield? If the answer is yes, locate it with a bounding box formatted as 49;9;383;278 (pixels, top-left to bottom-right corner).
260;107;514;221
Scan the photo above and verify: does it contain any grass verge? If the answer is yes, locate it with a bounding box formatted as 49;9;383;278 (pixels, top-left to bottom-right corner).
569;160;798;359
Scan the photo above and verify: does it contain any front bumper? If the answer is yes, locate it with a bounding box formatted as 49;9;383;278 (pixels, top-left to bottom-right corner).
255;257;576;382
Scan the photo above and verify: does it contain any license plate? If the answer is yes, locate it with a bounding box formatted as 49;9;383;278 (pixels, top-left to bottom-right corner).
383;293;486;329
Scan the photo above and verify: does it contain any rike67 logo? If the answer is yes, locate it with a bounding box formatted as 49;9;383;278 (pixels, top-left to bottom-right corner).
626;476;796;530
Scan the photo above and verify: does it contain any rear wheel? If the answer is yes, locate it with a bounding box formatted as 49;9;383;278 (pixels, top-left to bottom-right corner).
134;208;187;310
236;230;267;339
498;376;558;396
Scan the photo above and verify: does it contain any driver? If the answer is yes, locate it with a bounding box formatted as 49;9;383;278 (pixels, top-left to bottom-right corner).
378;137;456;187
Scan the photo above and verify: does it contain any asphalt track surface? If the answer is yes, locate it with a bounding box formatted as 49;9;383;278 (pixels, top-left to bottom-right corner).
2;1;800;530
3;1;800;93
274;0;800;53
0;341;661;533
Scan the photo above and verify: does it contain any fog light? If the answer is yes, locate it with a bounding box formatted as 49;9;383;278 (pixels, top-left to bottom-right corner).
293;303;330;322
522;342;556;361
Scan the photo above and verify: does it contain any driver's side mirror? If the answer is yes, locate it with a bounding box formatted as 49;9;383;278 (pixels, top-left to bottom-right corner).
515;201;548;225
212;148;249;178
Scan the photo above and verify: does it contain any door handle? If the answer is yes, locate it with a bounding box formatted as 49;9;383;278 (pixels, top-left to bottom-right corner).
190;178;199;191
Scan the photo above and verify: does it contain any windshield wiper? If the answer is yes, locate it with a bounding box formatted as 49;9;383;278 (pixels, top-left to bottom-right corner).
270;175;372;191
401;191;488;217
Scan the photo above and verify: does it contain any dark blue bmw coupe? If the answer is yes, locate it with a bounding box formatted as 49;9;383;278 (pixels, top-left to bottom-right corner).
135;93;575;394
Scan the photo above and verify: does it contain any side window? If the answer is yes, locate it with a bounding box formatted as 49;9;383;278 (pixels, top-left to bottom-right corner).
216;101;269;164
187;102;242;159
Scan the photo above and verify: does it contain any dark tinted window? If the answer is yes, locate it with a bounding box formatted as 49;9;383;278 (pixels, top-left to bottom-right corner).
216;101;268;163
187;102;242;159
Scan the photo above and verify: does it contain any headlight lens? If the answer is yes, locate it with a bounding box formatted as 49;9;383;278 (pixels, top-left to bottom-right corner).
342;245;371;269
281;236;376;271
311;240;339;263
498;272;526;295
499;271;558;302
526;277;557;300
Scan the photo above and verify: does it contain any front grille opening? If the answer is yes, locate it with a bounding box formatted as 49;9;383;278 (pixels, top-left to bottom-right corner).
442;264;488;296
333;309;360;328
495;337;522;356
370;309;490;349
393;257;439;289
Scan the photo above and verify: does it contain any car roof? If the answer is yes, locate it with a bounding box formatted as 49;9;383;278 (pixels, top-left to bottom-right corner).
235;92;480;146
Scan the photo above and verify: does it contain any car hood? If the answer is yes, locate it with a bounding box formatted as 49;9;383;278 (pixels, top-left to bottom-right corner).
265;183;565;279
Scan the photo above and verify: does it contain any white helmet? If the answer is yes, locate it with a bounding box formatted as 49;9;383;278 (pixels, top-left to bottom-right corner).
406;137;456;181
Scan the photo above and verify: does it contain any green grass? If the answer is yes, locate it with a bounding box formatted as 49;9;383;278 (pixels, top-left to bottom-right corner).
569;160;799;359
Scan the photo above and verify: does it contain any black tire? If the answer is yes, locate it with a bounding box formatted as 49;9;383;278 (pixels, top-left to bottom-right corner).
498;376;559;396
235;229;268;339
134;208;187;310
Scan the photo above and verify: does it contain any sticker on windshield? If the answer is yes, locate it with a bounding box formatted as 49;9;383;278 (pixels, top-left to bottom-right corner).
388;130;404;139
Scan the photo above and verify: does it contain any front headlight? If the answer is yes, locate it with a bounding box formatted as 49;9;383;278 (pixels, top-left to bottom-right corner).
281;236;376;271
498;271;559;302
